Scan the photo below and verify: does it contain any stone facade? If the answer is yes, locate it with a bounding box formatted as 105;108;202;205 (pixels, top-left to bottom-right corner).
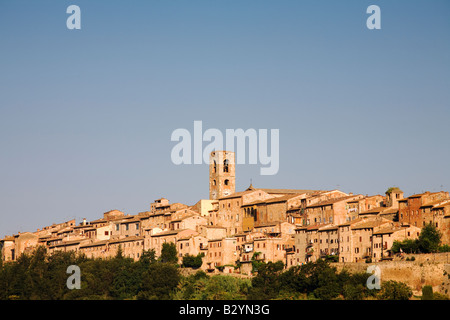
209;151;236;200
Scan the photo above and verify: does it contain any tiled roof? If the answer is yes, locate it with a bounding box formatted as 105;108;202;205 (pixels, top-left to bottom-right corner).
306;195;363;208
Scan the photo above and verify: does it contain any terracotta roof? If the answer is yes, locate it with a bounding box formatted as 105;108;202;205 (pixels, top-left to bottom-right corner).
255;223;278;228
242;194;304;207
79;240;109;248
351;220;388;230
420;199;450;208
50;239;83;248
339;217;365;227
304;223;331;231
219;190;256;200
150;229;187;237
372;226;406;235
318;225;339;231
359;207;386;215
257;188;320;195
307;195;363;208
407;191;446;199
433;201;450;209
380;208;399;214
109;236;144;244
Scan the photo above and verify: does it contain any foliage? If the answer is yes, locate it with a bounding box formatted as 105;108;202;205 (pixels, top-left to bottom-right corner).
182;253;204;269
247;261;284;300
438;244;450;253
391;223;442;254
250;252;264;273
173;272;251;300
433;292;450;300
137;262;180;300
323;254;339;263
159;243;178;264
0;249;415;300
418;223;442;253
385;187;400;195
377;280;412;300
421;285;433;300
248;259;376;300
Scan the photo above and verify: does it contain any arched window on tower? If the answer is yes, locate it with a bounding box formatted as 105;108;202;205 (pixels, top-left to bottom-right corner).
213;160;217;173
224;179;229;186
223;159;229;173
213;180;216;186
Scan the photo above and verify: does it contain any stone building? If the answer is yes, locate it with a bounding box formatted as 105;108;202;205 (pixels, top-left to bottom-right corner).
303;194;365;227
209;151;236;200
399;191;450;227
372;224;421;262
147;229;197;258
204;237;239;272
176;234;209;264
432;202;450;244
338;218;394;263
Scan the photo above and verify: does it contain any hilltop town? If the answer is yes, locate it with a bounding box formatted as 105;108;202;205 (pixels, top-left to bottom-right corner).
2;151;450;277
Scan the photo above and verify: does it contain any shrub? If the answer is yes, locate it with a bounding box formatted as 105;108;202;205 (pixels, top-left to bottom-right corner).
182;253;204;269
378;281;413;300
421;285;433;300
433;292;450;300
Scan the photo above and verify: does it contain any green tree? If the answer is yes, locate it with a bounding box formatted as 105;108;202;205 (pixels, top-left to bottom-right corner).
159;243;178;264
137;263;180;300
378;280;412;300
110;257;142;300
182;253;204;269
300;259;341;299
202;275;251;300
339;270;373;300
115;245;124;259
418;223;442;253
421;285;433;300
433;292;450;300
247;261;284;300
278;265;308;294
139;249;157;267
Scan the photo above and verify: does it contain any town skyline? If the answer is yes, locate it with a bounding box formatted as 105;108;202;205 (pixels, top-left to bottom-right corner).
1;1;450;248
2;149;450;301
2;175;448;239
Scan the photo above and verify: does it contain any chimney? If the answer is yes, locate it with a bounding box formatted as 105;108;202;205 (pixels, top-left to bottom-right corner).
83;218;87;226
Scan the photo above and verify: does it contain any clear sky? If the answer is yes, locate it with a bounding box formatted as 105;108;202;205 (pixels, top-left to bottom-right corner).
1;0;449;237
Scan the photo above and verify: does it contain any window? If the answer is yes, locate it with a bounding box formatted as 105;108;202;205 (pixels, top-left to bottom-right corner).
224;179;229;186
223;159;229;172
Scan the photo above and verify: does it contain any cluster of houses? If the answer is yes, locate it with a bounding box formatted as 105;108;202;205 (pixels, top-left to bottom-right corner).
2;151;450;275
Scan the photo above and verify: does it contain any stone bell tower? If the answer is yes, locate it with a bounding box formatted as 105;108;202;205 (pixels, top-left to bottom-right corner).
209;151;235;200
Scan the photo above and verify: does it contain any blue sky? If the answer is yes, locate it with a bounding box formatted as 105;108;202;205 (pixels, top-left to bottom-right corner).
1;0;449;237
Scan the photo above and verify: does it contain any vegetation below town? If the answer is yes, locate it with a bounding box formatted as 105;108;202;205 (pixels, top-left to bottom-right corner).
1;242;448;300
391;223;450;254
